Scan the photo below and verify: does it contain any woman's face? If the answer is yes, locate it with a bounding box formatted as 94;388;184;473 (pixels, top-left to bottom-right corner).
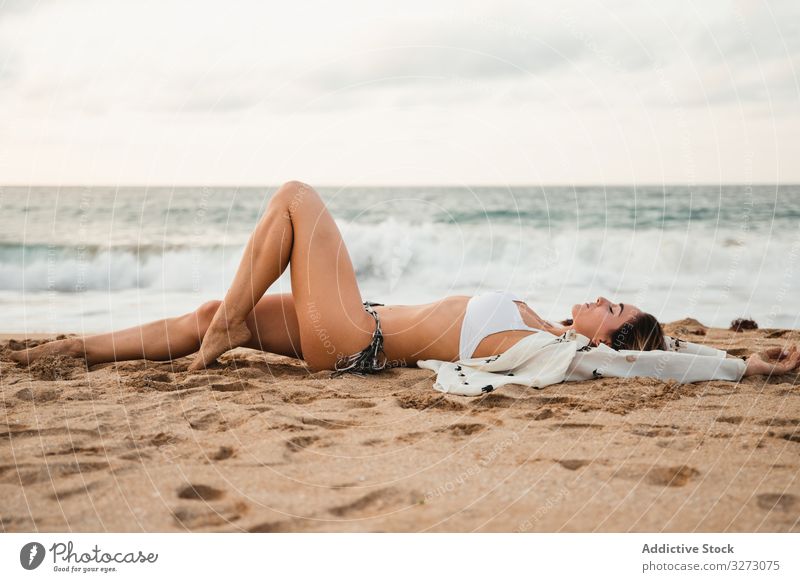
571;296;642;346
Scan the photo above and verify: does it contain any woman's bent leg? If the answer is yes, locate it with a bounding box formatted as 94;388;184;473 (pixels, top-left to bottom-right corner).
243;292;304;360
191;180;373;371
283;184;376;371
188;182;298;370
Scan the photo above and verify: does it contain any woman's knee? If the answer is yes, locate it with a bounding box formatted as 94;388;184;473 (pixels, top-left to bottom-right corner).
270;180;320;218
194;300;222;328
281;179;313;193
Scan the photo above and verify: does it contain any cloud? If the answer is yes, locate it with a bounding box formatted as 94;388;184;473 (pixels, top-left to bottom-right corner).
3;0;798;114
0;0;798;184
0;0;43;14
300;20;589;92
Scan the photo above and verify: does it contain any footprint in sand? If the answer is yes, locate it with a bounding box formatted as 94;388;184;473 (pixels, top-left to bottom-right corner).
327;487;422;518
269;422;313;433
395;392;466;412
178;374;228;389
654;438;701;451
128;371;173;391
128;370;172;388
245;405;272;413
150;432;181;447
0;427;101;440
228;367;269;380
118;451;152;461
173;501;249;529
2;461;109;486
177;483;225;501
534;395;572;405
65;390;98;402
611;464;700;487
437;422;486;437
758;418;800;427
756;493;797;513
211;446;236;461
282;391;320;405
229;391;271;407
716;416;745;424
299;416;361;430
645;465;700;487
185;409;248;432
248;519;309;532
175;374;261;393
780;432;800;443
516;408;557;421
344;400;377;409
209;380;261;392
470;394;519;409
0;515;36;532
395;431;426;444
551;422;605;430
45;443;104;456
558;459;590;471
14;387;61;402
361;438;384;446
285;435;322;452
629;424;685;437
49;481;101;501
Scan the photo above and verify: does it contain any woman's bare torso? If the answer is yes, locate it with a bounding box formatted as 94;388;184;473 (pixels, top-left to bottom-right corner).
373;295;562;367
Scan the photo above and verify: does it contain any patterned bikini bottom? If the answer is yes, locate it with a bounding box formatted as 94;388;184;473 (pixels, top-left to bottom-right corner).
330;301;388;378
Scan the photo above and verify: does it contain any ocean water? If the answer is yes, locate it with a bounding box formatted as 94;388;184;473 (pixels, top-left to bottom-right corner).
1;184;798;333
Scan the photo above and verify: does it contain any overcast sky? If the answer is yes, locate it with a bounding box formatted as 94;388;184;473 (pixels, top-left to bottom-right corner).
1;0;798;185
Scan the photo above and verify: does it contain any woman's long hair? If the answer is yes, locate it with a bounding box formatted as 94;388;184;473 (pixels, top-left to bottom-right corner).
609;312;666;351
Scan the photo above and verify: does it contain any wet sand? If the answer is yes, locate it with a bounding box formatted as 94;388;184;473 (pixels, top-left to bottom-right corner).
1;321;798;532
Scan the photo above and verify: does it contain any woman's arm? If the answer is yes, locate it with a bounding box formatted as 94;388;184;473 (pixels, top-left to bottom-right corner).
663;335;727;357
564;344;800;383
743;346;800;377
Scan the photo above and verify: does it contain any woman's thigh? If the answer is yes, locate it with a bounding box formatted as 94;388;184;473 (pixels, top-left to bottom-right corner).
243;293;304;359
280;181;374;370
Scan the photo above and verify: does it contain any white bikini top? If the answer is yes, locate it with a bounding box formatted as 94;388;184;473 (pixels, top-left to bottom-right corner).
459;289;547;361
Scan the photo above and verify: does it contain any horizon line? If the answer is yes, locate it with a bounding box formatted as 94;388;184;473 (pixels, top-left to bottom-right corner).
2;182;799;189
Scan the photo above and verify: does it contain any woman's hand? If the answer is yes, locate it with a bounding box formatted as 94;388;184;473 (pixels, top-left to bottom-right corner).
744;344;800;377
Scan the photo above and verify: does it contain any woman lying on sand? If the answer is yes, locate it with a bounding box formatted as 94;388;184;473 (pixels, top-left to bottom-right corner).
10;181;800;384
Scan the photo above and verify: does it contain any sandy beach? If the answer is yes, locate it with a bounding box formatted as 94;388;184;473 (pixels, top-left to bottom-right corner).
1;320;798;533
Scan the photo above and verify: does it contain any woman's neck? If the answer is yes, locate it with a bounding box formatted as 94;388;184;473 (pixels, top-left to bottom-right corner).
540;320;573;335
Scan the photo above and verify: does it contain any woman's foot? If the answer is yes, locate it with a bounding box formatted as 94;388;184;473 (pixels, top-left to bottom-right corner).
8;338;83;366
188;318;252;371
